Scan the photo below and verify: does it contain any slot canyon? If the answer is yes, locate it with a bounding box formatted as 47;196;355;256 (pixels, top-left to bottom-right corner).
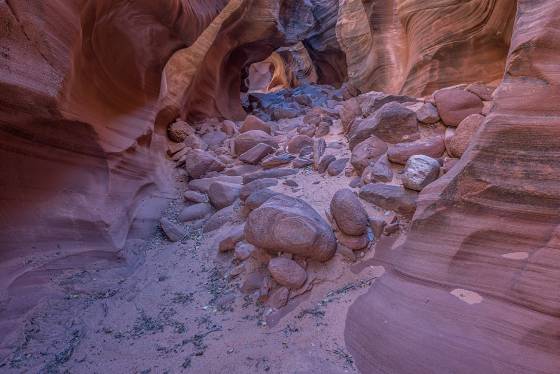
1;0;559;373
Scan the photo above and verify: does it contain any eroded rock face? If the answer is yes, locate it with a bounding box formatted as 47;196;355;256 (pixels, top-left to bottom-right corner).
245;194;336;261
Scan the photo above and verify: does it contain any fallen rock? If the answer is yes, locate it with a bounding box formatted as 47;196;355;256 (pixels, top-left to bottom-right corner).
243;168;298;184
234;242;256;261
327;158;348;176
340;98;362;133
362;154;393;183
447;114;485;157
240;178;279;201
218;224;245;252
208;181;242;209
188;176;242;193
221;120;237;137
335;231;369;251
434;88;483;126
287;135;313;154
318;155;336;173
402;155;441;191
240;115;272;134
261;153;295;169
245;194;336;261
416;102;440;124
359;184;418;216
239;143;275;164
185;149;225;179
234;130;277;155
204;204;240;233
351;136;388;174
387;136;445;165
167;120;194;142
293;157;313;168
245;189;280;211
223;164;260;176
202;131;227;147
369;217;386;239
267;287;289;309
349;102;419;148
297;123;316;137
160;218;185;242
178;203;213;222
294;95;312;107
330;189;369;236
313;138;326;169
267;257;307;289
183;190;208;203
272;107;298;121
167;142;186;156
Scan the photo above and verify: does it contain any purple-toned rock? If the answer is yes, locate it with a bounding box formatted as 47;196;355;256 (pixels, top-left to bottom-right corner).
287;135;313;154
239;143;275;164
318;155;336;173
184;149;225;179
240;115;272;134
416;102;440;124
362;154;393;183
351;136;388;174
261;153;295;169
160;218;186;242
434;88;483;126
330;189;369;236
208;181;242;209
240;178;279;201
327;158;348;176
387;136;445;165
359;184;418;216
234;130;277;155
217;224;245;252
178;203;213;222
402;155;441;192
447;114;485;157
243;168;298;184
267;257;307;289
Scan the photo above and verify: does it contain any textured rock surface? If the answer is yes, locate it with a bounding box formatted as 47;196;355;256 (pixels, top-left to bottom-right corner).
401;155;441;192
245;194;336;261
330;189;369;236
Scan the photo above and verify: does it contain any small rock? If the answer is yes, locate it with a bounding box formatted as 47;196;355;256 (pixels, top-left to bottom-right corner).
185;149;225;179
167;120;194;142
267;287;290;309
234;130;277;155
330;189;369;236
327;158;348;176
351;136;387;174
167;142;186;156
447;114;485;157
315;122;330;137
387;136;445;165
261;153;295;169
313;138;326;170
416;102;440;124
268;257;307;289
245;189;280;211
335;231;369;250
184;134;208;151
218;224;245;252
401;155;441;191
203;204;240;233
318;155;336;173
160;218;185;242
340;98;362;133
294;95;312;107
183;190;208;203
369;217;386;239
359;184;418;216
178;203;213;222
272;108;298;121
362;154;393;183
221;120;237;137
234;242;256;260
188;175;242;193
240;115;272;134
239;143;275;164
287;135;313;154
240;178;279;201
283;180;298;187
243;168;298;184
293;157;313;168
297;123;316;137
208;181;242;209
299;146;313;157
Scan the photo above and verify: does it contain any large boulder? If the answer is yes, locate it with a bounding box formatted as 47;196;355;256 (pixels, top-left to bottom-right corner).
447;114;485;157
351;136;388;174
348;102;419;148
267;257;307;289
208;181;242;209
401;155;441;191
387;136;445;165
330;189;369;236
240;115;272;134
359;184;418;216
434;88;483;126
245;194;336;261
184;149;225;179
234;130;277;155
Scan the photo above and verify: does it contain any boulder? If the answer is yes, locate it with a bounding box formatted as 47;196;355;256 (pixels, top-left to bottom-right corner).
287;135;313;154
327;158;348;176
402;155;441;191
318;155;336;173
188;176;243;193
245;194;337;261
178;203;213;222
240;178;279;201
167;120;194;142
203;204;240;233
234;130;277;155
434;88;483;126
466;83;495;101
359;184;418;216
183;190;208;203
387;136;445;165
330;189;369;236
239;143;275;164
362;154;393;183
184;149;225;179
335;231;369;251
351;136;388;174
416;102;440;124
297;123;316;137
447;114;485;157
349;102;419;148
234;242;256;261
293;157;313;168
245;189;281;211
340;98;362;133
267;287;289;309
243;168;298;184
217;224;245;252
267;257;307;289
160;218;185;242
208;181;242;209
261;153;295;169
240;115;272;134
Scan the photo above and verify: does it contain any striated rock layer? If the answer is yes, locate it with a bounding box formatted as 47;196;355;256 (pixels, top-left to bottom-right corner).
345;1;560;372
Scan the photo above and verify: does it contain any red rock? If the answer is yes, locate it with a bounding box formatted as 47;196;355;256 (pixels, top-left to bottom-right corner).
160;218;185;242
234;242;256;261
434;88;483;126
337;244;357;262
184;149;225;179
447;114;485;157
178;203;213;222
318;155;336;173
340;98;362;133
387;136;445;165
245;189;281;211
261;153;295;169
267;257;307;289
183;190;208;203
234;130;277;155
402;155;441;191
362;154;393;183
168;120;194;142
239;143;275;164
330;189;369;236
188;176;242;193
297;123;316;137
167;142;186;156
287;135;313;154
221;120;237;137
217;224;245;252
240;115;271;134
293;157;313;168
242;168;298;184
327;158;349;176
359;184;418;216
466;83;495;101
315;122;330;137
245;194;336;261
267;287;289;309
416;103;440;124
335;231;369;251
369;217;386;239
240;178;279;201
351;136;388;174
208;181;242;209
184;134;208;150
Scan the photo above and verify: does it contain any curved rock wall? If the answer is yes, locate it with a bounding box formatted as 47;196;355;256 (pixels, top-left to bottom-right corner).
345;1;560;372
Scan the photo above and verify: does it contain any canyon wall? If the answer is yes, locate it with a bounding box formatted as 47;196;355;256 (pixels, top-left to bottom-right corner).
345;0;560;372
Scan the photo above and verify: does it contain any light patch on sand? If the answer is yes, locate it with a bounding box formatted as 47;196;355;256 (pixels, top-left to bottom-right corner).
451;289;483;305
501;252;529;260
